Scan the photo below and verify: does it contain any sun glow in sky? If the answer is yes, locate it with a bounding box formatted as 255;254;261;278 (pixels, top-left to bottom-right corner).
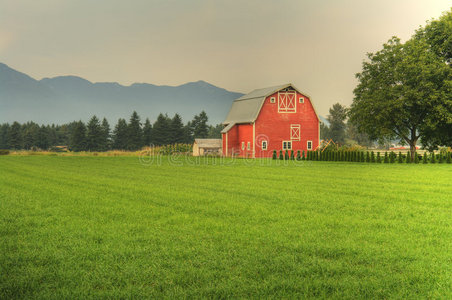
0;0;450;115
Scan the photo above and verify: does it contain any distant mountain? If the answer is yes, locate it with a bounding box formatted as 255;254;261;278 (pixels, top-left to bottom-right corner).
0;63;244;125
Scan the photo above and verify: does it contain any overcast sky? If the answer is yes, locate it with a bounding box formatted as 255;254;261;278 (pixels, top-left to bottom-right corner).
0;0;450;116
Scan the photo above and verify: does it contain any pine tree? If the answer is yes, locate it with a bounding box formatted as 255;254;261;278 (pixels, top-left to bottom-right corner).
285;150;289;160
376;152;381;163
100;118;111;151
142;118;153;146
70;121;87;152
112;119;128;150
192;111;209;138
384;152;389;163
371;151;375;163
302;150;305;160
36;125;50;150
272;150;277;160
7;121;22;149
86;115;102;151
366;151;370;162
153;114;171;146
296;150;301;160
422;152;428;164
0;124;10;149
398;152;403;163
170;113;185;144
127;111;143;151
279;150;284;160
431;152;436;163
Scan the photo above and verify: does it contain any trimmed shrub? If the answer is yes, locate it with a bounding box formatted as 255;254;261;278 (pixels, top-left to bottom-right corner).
438;153;444;163
414;152;419;164
389;151;395;163
290;150;295;160
285;150;289;160
376;152;381;163
430;152;436;163
366;151;370;162
422;152;428;164
405;152;411;163
371;151;375;163
447;152;451;164
279;150;284;160
0;149;10;155
296;150;301;161
398;152;403;163
272;150;277;160
302;150;305;160
384;152;389;163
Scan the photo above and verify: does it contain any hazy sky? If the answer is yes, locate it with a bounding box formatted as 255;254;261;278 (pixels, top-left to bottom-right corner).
0;0;450;116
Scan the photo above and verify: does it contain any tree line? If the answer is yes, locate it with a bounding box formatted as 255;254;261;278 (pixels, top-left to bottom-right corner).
0;111;223;151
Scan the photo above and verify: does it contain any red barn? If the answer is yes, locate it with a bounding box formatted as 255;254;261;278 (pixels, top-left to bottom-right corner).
221;84;319;158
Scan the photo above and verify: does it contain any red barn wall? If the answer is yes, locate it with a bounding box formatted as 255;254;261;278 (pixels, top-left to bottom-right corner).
254;91;319;158
237;124;253;158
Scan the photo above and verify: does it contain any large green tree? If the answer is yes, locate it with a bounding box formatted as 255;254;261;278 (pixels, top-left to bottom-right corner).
170;113;185;143
192;111;209;138
350;36;451;159
152;113;171;146
8;122;22;149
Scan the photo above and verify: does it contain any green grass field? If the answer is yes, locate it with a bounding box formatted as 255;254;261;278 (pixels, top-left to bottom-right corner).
1;156;451;298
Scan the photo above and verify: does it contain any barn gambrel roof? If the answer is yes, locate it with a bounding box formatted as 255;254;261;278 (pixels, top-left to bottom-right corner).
221;83;318;133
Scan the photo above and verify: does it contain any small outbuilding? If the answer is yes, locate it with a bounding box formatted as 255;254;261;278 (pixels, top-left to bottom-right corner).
192;139;222;156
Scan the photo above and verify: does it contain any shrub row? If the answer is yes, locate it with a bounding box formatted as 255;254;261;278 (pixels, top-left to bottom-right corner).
0;149;10;155
271;150;452;164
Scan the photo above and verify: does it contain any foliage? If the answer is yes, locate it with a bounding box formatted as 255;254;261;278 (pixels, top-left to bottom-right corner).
431;152;436;163
112;118;128;150
69;121;87;152
272;150;277;160
324;103;348;144
0;149;10;155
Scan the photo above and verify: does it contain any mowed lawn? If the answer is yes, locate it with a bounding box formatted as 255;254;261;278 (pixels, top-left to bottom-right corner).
1;156;451;298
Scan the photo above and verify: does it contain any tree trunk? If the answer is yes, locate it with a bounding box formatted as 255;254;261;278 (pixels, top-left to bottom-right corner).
409;128;418;161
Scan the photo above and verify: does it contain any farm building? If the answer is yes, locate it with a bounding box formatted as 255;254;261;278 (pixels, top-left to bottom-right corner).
222;84;319;158
192;139;222;156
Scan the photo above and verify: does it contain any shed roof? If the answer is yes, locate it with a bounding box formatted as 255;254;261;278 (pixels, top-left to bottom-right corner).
194;139;222;148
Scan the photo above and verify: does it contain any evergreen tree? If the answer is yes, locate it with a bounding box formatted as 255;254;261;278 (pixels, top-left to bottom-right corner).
422;152;428;164
414;152;419;164
389;151;395;163
302;150;305;160
438;153;444;163
153;114;171;146
290;150;295;160
36;125;50;150
296;150;301;160
8;122;23;149
23;122;39;150
192;111;209;138
86;115;102;151
170;113;185;144
376;152;381;163
142;118;153;146
365;151;370;162
279;150;284;160
431;152;436;163
405;152;411;163
384;152;389;163
127;111;143;151
371;151;375;163
272;150;277;160
446;152;451;164
285;150;289;160
70;121;87;151
398;152;403;163
100;118;111;151
0;124;10;149
112;119;128;150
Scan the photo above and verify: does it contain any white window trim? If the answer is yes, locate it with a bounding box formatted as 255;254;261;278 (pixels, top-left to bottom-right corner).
307;140;313;150
282;141;292;150
299;97;304;103
262;140;268;150
277;91;297;113
270;97;276;103
241;142;245;150
290;124;301;141
247;142;250;150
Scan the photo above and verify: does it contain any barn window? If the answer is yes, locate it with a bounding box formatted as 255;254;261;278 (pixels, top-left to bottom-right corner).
282;141;292;150
262;141;268;150
299;97;304;103
307;140;312;150
247;142;250;150
270;97;276;103
278;91;296;113
291;124;300;141
241;142;245;150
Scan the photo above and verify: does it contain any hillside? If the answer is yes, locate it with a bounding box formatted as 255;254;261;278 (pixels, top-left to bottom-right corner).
0;63;244;124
